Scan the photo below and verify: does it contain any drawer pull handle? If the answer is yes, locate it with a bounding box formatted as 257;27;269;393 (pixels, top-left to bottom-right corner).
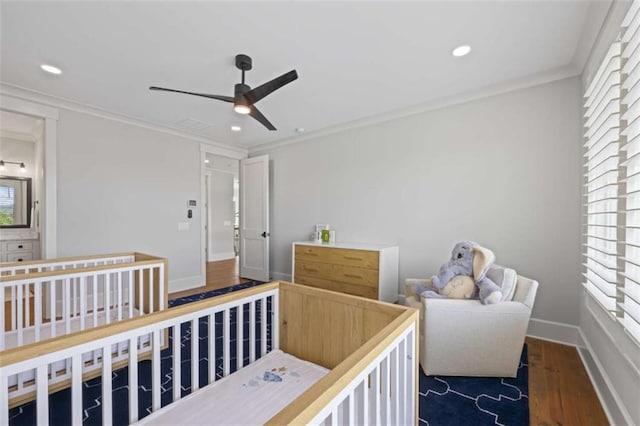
304;251;318;256
304;267;319;273
344;273;364;279
18;245;23;249
343;256;363;261
17;258;23;262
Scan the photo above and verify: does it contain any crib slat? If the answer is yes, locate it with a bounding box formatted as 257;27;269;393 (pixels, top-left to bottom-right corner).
272;294;279;350
14;284;23;346
80;276;87;331
72;354;83;426
362;380;369;425
129;270;134;319
37;364;49;424
64;278;71;335
398;337;406;426
406;330;415;424
331;406;338;426
348;390;355;425
237;305;244;370
11;286;16;331
117;271;123;321
192;318;199;392
372;366;380;424
0;373;8;426
391;348;399;425
149;267;154;314
173;323;182;402
93;274;98;327
35;281;42;342
260;297;267;357
138;269;144;315
223;309;230;376
102;345;113;425
24;283;31;327
208;313;216;384
382;355;390;424
129;336;139;423
249;301;256;363
50;281;56;339
159;266;165;311
152;329;161;411
105;272;111;325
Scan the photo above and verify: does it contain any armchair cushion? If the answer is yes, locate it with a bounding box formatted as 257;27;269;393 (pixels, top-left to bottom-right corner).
486;265;517;302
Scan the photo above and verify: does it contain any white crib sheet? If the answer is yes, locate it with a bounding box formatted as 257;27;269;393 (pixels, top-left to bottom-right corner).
136;349;329;426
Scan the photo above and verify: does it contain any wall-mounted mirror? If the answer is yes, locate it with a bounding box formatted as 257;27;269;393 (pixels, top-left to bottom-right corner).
0;176;32;228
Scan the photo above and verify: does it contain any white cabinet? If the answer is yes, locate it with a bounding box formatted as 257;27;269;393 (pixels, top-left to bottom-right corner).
292;241;399;302
0;239;39;263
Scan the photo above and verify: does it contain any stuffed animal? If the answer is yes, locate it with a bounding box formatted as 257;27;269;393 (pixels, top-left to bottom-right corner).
415;241;503;304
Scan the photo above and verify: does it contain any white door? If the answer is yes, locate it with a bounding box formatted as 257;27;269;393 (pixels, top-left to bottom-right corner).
239;155;270;281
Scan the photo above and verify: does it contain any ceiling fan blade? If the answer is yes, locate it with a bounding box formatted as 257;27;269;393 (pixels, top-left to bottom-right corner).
149;86;233;103
243;70;298;105
249;105;276;131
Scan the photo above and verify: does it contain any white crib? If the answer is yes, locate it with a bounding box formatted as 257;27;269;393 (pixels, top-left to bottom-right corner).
0;281;418;425
0;252;167;407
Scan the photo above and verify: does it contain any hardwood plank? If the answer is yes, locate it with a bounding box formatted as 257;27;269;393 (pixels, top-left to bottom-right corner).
169;257;249;299
526;337;608;426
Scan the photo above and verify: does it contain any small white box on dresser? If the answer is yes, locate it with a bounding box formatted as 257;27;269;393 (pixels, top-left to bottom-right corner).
292;241;399;302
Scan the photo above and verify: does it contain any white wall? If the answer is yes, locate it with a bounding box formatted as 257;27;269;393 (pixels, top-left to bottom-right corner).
207;169;235;260
579;1;640;425
261;76;582;326
56;109;203;290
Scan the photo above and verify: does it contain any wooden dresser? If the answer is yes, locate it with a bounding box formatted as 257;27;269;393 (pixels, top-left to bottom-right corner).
292;241;399;302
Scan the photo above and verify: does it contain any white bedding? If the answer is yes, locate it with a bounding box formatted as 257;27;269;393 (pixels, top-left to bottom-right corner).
136;349;329;426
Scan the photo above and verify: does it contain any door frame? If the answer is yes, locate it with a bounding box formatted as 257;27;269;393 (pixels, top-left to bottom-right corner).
0;95;59;258
199;143;248;286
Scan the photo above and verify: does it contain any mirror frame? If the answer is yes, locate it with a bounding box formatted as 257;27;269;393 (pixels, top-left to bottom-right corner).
0;175;33;229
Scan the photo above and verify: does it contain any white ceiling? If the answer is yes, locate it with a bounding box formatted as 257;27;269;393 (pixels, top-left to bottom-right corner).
0;1;606;150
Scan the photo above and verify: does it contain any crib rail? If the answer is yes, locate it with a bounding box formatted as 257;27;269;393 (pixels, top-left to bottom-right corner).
0;283;278;424
0;252;136;276
0;252;167;351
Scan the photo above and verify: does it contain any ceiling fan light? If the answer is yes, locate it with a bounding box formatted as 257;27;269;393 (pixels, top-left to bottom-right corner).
233;104;251;115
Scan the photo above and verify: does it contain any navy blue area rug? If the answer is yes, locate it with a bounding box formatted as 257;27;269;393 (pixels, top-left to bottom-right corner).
9;280;529;425
419;345;529;426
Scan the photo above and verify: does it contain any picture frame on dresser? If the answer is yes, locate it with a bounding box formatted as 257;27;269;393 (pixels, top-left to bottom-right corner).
292;241;399;302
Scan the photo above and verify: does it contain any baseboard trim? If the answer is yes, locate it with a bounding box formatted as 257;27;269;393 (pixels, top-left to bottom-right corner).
207;252;236;262
526;317;581;346
169;275;205;294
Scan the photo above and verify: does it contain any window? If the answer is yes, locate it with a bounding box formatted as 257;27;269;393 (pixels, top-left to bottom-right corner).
0;184;16;225
584;0;640;345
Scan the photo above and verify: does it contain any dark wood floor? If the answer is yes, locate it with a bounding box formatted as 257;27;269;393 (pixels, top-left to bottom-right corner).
169;260;609;425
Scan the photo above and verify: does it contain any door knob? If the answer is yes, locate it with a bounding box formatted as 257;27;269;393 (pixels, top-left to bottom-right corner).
261;231;270;238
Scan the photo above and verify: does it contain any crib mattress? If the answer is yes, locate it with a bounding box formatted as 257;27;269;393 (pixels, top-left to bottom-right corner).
136;349;329;426
4;307;141;349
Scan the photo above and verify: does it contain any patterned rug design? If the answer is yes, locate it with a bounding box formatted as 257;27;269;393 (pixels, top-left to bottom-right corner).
418;346;529;426
9;281;529;425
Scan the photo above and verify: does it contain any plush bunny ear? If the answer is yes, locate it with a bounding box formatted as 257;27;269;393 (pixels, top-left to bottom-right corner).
472;245;495;281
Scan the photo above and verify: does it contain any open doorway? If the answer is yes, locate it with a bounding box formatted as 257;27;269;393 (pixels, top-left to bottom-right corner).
204;153;248;290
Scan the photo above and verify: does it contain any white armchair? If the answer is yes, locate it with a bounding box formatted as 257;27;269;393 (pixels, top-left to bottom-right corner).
404;266;538;378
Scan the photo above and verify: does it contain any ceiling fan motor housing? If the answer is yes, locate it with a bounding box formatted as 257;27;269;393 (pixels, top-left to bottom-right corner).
235;54;252;71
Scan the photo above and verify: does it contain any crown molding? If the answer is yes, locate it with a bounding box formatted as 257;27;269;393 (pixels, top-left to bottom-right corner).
0;129;36;142
0;82;248;156
249;64;581;155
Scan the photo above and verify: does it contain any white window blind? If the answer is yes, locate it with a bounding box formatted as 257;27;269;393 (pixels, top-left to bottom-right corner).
620;1;640;344
583;42;621;314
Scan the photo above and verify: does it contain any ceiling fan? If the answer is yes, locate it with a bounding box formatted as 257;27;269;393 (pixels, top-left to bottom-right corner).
149;54;298;131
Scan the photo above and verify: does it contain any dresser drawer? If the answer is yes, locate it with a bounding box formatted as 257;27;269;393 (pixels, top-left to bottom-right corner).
294;246;379;270
7;252;33;262
7;241;33;252
294;276;378;300
296;260;378;288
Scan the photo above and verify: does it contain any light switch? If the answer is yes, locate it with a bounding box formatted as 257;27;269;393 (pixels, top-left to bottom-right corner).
178;222;189;231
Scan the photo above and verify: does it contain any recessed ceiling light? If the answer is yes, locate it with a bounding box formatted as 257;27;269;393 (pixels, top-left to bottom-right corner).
451;45;471;57
231;125;242;132
295;127;305;133
41;64;62;74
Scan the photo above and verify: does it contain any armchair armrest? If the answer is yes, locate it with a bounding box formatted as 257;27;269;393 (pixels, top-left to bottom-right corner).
405;278;435;298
